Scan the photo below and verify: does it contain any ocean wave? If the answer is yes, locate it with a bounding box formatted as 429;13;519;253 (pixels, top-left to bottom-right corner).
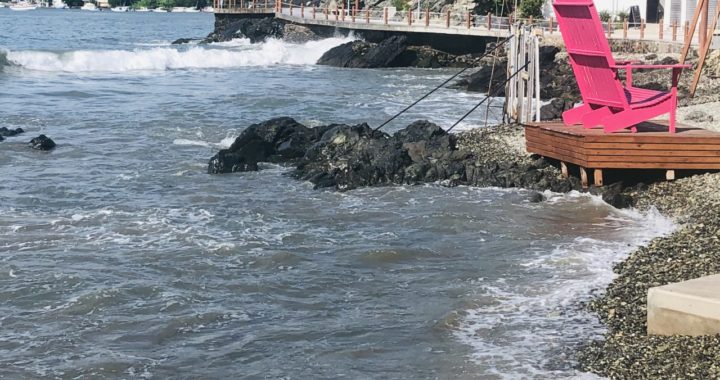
3;36;355;73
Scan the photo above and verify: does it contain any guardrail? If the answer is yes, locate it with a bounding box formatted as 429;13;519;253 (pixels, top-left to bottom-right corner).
212;2;702;45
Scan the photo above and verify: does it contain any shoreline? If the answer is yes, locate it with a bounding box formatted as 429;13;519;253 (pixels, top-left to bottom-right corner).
205;115;719;377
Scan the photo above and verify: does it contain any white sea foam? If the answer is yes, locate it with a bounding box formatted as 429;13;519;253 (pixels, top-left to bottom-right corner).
3;36;356;73
454;198;676;379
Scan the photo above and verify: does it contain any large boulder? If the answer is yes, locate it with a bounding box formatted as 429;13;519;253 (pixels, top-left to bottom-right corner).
204;17;287;44
208;117;328;174
317;36;409;68
29;135;55;150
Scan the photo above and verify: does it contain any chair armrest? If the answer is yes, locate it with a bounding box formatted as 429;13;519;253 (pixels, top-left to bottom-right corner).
611;64;692;70
615;60;643;65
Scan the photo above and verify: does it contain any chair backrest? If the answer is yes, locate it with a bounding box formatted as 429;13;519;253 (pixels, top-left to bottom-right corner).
553;0;629;109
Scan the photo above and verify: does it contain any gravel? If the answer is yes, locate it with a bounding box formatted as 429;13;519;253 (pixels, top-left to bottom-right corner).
578;173;720;378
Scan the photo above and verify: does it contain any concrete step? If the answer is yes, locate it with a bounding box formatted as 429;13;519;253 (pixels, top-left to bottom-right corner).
648;274;720;336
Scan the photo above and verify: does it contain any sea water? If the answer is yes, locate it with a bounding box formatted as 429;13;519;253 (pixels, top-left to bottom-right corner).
0;9;674;379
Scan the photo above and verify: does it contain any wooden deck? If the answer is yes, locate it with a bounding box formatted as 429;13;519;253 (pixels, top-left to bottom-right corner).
524;121;720;187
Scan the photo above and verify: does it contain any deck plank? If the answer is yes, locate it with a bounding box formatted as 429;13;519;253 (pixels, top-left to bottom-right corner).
524;121;720;171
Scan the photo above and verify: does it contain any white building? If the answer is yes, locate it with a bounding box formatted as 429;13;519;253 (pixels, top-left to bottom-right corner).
543;0;664;23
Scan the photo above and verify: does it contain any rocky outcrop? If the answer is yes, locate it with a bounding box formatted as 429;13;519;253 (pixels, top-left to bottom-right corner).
209;118;591;199
204;17;288;44
317;36;409;68
29;135;55;150
208;117;331;174
317;36;493;69
171;38;195;45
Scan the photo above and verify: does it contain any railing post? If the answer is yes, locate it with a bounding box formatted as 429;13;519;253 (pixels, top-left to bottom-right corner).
606;20;612;37
289;3;292;16
466;11;471;29
300;3;304;18
312;5;315;19
487;12;492;30
366;8;370;23
659;18;664;40
384;7;388;25
425;8;429;26
672;19;678;41
324;6;328;20
549;17;553;33
684;20;690;42
408;9;412;25
640;19;645;39
623;20;628;39
341;4;344;21
352;7;355;22
446;10;450;28
529;15;533;25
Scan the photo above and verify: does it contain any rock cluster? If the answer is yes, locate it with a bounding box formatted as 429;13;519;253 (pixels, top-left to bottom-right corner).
317;36;494;69
209;117;591;196
578;173;720;378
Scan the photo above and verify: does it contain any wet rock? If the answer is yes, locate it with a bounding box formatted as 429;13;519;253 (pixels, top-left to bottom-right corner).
171;38;194;45
204;17;287;44
29;135;55;150
0;135;4;142
529;191;545;203
317;36;409;68
453;62;507;94
0;127;24;137
283;24;322;44
208;117;327;174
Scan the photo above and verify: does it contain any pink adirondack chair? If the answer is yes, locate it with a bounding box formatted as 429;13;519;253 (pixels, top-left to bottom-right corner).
553;0;690;133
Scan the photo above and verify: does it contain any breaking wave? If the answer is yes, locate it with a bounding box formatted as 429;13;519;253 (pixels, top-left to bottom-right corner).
2;36;355;73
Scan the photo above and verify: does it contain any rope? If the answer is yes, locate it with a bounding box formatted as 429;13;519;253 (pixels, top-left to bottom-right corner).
373;35;513;133
446;61;529;133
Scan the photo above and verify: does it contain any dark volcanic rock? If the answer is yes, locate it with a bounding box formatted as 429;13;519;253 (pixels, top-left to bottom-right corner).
317;36;409;68
204;17;287;44
209;119;589;199
171;38;194;45
0;127;24;137
0;135;4;142
540;98;575;121
29;135;55;150
208;117;328;174
453;63;507;94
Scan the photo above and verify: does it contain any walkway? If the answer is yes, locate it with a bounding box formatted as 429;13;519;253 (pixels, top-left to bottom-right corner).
213;1;703;46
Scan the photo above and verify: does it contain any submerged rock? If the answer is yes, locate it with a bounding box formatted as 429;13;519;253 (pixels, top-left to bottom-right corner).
0;127;24;137
171;38;194;45
29;135;55;150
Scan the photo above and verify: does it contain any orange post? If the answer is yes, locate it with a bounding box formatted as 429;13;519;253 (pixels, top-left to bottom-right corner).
352;8;355;22
487;13;492;30
425;8;429;26
324;7;328;20
659;19;664;40
684;21;690;42
549;17;554;33
366;8;370;23
384;7;388;24
672;20;678;41
623;20;628;39
640;19;645;39
301;3;304;17
408;9;412;25
341;5;344;21
312;5;316;18
466;11;471;29
446;10;450;28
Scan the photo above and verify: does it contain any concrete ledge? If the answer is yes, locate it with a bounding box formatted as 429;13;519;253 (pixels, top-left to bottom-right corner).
648;274;720;336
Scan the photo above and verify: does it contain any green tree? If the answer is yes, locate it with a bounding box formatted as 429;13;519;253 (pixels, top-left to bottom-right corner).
518;0;543;18
473;0;514;16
